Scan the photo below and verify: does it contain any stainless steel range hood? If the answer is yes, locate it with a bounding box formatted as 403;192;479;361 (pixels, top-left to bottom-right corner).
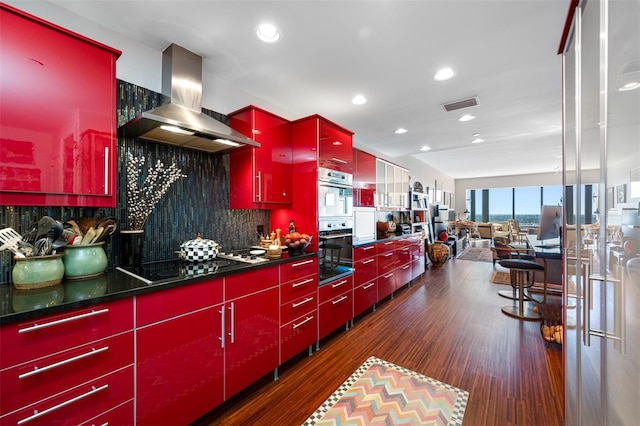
118;44;260;153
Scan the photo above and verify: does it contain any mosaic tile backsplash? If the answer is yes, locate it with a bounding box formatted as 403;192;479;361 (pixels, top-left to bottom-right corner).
0;80;270;282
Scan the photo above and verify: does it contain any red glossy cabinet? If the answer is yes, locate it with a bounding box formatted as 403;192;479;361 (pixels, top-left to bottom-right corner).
0;298;134;424
228;106;292;208
224;266;280;399
280;257;319;363
353;148;377;207
0;4;120;207
135;279;224;426
318;275;353;339
318;117;354;173
353;243;378;316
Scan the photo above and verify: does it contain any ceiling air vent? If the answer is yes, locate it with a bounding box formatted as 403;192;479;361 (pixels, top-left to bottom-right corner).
440;96;480;112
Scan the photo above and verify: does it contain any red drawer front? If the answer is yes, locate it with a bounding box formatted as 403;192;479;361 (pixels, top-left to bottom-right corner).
1;331;133;416
136;279;222;327
354;257;377;286
394;238;411;249
226;265;279;300
353;280;377;317
280;312;317;363
412;257;425;280
318;276;353;302
280;293;317;325
396;246;412;264
1;298;133;369
377;240;395;254
280;273;318;304
377;251;399;274
353;244;376;261
396;264;413;290
78;400;133;426
1;365;133;426
280;257;318;283
319;292;353;339
377;273;395;300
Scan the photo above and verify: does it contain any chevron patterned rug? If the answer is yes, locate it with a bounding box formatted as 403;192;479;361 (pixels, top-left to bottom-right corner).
302;356;469;426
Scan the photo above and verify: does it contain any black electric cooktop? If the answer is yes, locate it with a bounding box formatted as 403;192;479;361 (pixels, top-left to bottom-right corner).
116;257;249;284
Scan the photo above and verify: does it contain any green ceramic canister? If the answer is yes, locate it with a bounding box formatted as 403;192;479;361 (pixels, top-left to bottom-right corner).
12;254;65;289
62;242;108;279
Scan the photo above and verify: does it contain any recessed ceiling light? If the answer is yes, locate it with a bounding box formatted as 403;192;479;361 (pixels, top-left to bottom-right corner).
471;138;485;144
434;67;455;81
458;114;476;122
472;133;480;137
619;82;640;91
256;23;280;43
395;128;407;134
352;95;367;105
420;146;431;151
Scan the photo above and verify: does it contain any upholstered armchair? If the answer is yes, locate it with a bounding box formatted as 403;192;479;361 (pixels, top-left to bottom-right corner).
476;222;493;240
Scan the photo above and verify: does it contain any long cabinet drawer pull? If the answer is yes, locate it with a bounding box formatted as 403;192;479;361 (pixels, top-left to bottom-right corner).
383;253;393;258
292;278;314;288
291;259;314;268
332;296;348;305
330;157;347;164
18;384;109;425
362;259;375;264
363;283;375;290
292;316;314;329
383;273;394;279
19;346;110;379
362;246;375;251
18;308;109;334
384;241;393;246
103;147;109;194
402;265;410;270
292;297;314;308
331;279;348;289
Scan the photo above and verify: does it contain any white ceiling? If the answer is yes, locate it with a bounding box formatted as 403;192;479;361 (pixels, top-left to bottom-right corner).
24;0;572;179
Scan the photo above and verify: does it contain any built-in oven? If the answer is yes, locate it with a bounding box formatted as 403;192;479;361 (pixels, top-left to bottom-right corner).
318;167;354;284
318;217;353;284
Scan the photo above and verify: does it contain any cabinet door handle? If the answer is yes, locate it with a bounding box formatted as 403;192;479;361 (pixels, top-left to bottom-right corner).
332;295;348;305
229;302;235;344
18;308;109;334
363;282;375;290
256;171;262;201
292;316;314;329
19;346;110;379
292;297;314;308
17;384;108;425
383;253;393;258
362;259;375;265
331;279;348;289
103;147;109;194
362;246;374;251
292;278;314;288
219;306;225;349
401;265;410;270
384;273;394;279
330;157;347;164
291;259;314;268
384;241;394;246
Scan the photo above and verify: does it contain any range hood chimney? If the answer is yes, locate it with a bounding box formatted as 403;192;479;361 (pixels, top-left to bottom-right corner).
118;44;260;152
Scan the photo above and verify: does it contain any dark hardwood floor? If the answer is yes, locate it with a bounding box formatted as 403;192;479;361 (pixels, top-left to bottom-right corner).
194;248;564;425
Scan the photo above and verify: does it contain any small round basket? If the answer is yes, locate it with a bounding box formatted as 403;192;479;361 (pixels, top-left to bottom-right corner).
285;236;312;256
265;246;282;260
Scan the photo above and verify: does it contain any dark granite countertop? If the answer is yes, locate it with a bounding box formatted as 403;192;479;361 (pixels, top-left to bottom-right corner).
0;252;317;325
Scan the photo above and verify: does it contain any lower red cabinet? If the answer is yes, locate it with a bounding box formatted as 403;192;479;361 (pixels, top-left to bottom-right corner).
318;276;353;339
280;311;317;362
378;271;396;300
353;280;377;317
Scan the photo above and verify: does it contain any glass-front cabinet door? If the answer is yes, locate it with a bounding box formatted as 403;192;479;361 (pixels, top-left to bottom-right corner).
562;1;640;425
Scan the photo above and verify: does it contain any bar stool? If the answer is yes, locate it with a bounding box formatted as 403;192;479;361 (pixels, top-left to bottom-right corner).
499;258;547;320
495;244;536;301
320;241;343;272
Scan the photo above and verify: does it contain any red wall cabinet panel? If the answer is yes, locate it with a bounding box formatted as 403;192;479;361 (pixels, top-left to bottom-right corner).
0;4;120;207
229;106;292;209
318;117;354;173
353;148;376;207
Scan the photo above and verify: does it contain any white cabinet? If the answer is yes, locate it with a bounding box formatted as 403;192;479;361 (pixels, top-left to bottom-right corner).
376;159;409;209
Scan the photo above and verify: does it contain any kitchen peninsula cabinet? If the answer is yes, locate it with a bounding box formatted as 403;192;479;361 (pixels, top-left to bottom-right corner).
228;106;292;208
0;4;120;207
135;279;224;426
353;148;376;207
0;298;134;425
318;275;353;339
279;257;319;363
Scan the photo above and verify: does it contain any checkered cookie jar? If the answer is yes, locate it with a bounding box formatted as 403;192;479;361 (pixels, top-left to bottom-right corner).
177;233;220;262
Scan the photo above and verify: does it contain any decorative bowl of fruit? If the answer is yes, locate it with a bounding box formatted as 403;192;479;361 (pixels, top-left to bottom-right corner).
284;232;312;256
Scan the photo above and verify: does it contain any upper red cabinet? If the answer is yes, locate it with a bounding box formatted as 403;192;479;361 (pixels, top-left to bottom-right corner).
228;106;292;209
353;148;376;207
0;4;120;207
318;117;354;173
